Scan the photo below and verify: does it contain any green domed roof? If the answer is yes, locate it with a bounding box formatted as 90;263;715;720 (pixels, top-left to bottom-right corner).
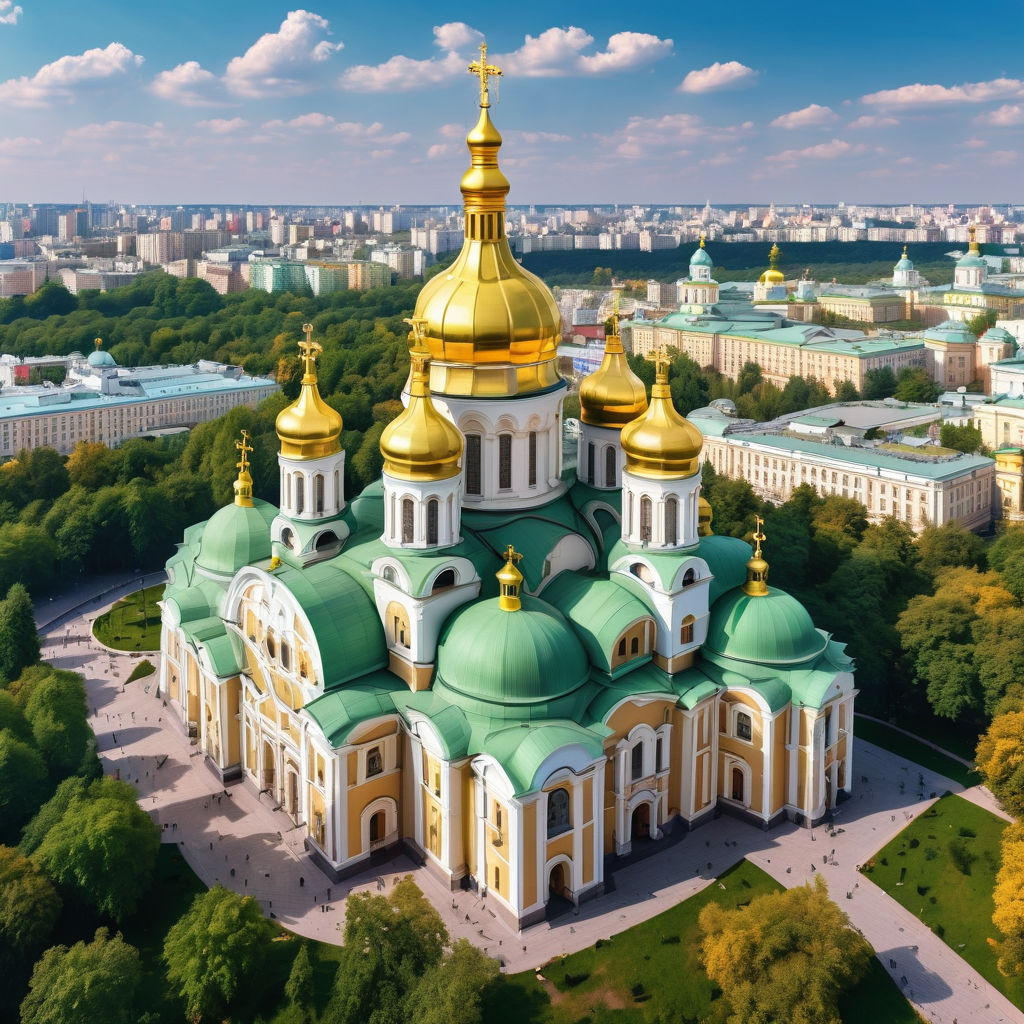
88;348;117;367
435;595;589;713
957;252;986;268
690;246;713;267
895;256;913;271
196;499;276;575
983;327;1015;344
704;587;826;666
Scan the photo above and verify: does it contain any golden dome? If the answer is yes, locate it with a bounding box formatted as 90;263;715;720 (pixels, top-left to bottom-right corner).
412;45;561;398
742;517;769;597
620;351;703;479
579;317;648;428
759;243;785;284
233;430;254;508
380;322;464;482
275;325;342;460
496;544;524;612
698;496;713;537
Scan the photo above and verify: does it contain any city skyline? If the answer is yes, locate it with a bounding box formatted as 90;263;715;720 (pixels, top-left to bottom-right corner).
0;1;1022;205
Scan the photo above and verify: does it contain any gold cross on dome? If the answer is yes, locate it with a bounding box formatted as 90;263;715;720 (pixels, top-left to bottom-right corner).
299;323;322;376
752;515;766;555
503;543;522;566
653;345;671;379
403;315;429;352
235;429;253;472
468;43;502;107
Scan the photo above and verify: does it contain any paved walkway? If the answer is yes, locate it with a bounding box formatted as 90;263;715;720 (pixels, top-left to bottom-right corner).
39;594;1023;1024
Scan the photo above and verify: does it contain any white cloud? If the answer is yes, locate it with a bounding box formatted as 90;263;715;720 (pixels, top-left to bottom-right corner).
433;22;482;51
150;61;219;106
0;2;22;25
0;136;40;154
678;60;756;94
0;42;143;107
224;10;343;98
196;117;250;134
977;103;1024;126
847;115;899;129
961;138;988;149
258;114;410;147
610;112;747;159
516;130;572;143
990;149;1018;166
767;139;867;164
770;104;838;129
862;78;1024;107
438;123;464;138
577;32;672;74
62;121;167;148
427;143;449;159
341;51;464;92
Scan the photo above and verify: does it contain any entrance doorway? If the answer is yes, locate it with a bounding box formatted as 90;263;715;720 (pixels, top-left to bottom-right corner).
631;802;651;840
731;766;744;803
369;810;385;846
545;862;573;921
549;862;565;897
262;741;275;792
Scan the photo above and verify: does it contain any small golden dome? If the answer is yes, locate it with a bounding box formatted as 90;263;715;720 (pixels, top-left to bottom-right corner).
579;318;648;428
759;243;785;284
742;517;769;597
233;429;254;508
380;321;464;482
620;350;703;479
275;325;343;460
412;45;561;397
698;496;713;537
496;544;524;612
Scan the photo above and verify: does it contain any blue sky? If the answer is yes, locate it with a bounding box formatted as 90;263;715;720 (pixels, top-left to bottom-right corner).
0;1;1021;205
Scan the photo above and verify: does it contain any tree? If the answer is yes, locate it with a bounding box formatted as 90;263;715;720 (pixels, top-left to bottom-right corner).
284;942;315;1018
0;731;49;843
966;310;998;336
22;670;92;779
989;529;1024;602
993;822;1024;977
916;521;986;577
19;928;141;1024
668;353;710;415
32;777;160;921
163;886;268;1023
404;939;500;1024
65;442;118;491
976;712;1024;819
862;366;897;400
833;379;860;402
0;691;31;743
0;845;61;978
940;422;984;454
18;776;89;856
699;876;871;1024
736;361;763;396
894;366;941;403
0;524;59;597
0;584;40;682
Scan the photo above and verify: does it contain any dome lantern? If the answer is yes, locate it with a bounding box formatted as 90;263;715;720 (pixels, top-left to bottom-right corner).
233;429;254;508
497;544;524;612
742;516;769;596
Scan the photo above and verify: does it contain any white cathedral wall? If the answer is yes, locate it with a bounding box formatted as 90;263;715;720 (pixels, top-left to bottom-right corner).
381;471;462;549
621;469;702;550
577;422;624;489
277;448;346;522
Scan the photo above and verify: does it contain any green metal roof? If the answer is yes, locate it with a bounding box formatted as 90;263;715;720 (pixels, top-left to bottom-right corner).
542;573;653;676
202;630;245;678
705;587;827;667
272;562;388;688
434;594;590;713
195;499;277;576
485;722;606;795
303;671;406;747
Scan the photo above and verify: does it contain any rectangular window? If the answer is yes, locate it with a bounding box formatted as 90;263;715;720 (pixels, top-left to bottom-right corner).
528;431;537;487
498;434;512;490
465;435;482;495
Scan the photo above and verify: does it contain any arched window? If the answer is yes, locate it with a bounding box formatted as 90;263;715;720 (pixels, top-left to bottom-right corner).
617;637;626;656
664;496;678;546
547;787;570;838
656;736;664;771
314;474;324;515
465;434;482;495
401;498;414;544
295;475;304;515
431;568;456;593
366;746;383;777
266;633;277;659
281;642;291;671
736;711;752;741
682;568;696;587
680;615;695;644
381;565;398;584
528;431;538;487
631;743;644;781
426;499;438;545
315;530;337;551
498;433;513;490
630;636;639;655
587;442;595;484
605;445;616;488
639;496;652;543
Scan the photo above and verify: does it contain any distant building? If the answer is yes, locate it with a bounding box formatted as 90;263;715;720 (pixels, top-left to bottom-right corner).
937;228;1024;321
0;342;277;458
817;288;906;324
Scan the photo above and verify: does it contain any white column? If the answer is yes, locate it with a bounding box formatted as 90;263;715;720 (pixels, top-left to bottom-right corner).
571;779;583;899
509;799;523;913
474;775;487;890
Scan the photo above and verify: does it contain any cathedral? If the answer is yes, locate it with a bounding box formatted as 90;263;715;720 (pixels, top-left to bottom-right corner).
159;50;856;931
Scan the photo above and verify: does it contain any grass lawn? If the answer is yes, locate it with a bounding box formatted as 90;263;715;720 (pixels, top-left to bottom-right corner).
484;860;919;1024
854;716;976;788
862;793;1024;1010
93;584;164;652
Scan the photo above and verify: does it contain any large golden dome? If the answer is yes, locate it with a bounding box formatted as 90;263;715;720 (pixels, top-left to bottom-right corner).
759;243;785;284
579;320;648;428
275;326;342;460
620;353;703;479
380;330;464;482
413;48;561;398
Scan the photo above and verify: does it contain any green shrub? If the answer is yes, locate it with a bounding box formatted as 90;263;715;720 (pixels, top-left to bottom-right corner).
948;839;976;875
126;659;155;684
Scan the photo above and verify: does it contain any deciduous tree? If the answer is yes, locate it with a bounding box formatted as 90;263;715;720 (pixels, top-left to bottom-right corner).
0;731;48;842
404;939;500;1024
0;583;40;682
0;845;61;975
976;712;1024;819
993;822;1024;977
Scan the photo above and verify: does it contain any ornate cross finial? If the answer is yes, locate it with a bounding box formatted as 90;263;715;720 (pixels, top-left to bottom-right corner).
503;543;522;567
699;232;706;249
653;345;671;380
299;323;322;378
235;429;253;473
752;515;766;556
403;315;430;353
468;42;502;107
94;337;103;350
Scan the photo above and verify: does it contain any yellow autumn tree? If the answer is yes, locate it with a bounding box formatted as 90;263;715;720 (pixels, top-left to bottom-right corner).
699;875;871;1024
976;712;1024;819
993;822;1024;976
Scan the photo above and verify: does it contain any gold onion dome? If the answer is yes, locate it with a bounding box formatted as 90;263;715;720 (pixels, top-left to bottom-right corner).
620;350;703;479
233;430;254;507
578;315;648;428
759;243;785;284
380;320;464;481
412;44;561;397
742;517;769;597
275;324;343;459
698;496;713;537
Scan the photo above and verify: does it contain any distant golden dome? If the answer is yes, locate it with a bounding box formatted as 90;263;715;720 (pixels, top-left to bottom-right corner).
380;333;464;482
698;496;713;536
579;322;648;428
275;325;342;460
620;352;703;479
413;57;561;398
759;243;785;284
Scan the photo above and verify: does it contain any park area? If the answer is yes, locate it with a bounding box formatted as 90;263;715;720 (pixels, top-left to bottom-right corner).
485;860;918;1024
862;793;1024;1011
92;584;164;651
